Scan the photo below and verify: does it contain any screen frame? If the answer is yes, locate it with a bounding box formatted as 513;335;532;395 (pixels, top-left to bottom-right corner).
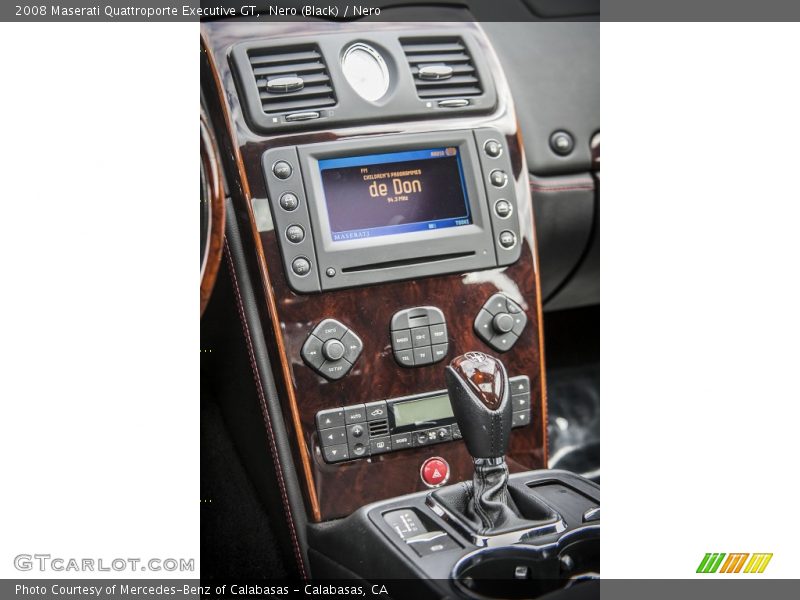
388;392;457;435
317;147;474;242
297;131;498;290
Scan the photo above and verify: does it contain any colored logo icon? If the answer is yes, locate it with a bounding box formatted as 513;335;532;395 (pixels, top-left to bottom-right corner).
696;553;772;574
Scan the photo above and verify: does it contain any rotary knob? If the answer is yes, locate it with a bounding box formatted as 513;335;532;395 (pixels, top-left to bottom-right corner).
492;313;514;334
322;339;346;361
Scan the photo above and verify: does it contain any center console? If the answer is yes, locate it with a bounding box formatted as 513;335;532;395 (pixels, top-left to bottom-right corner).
202;13;598;595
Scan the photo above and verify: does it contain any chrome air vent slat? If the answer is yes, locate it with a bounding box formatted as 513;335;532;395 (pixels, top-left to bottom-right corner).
247;44;336;114
401;37;482;99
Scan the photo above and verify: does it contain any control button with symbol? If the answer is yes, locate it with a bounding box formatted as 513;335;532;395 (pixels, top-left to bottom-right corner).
420;457;450;487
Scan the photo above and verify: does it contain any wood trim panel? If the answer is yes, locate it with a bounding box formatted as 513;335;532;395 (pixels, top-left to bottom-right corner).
201;20;549;521
200;110;226;316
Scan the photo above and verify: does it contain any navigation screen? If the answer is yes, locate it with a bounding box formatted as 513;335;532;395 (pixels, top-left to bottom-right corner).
318;147;472;242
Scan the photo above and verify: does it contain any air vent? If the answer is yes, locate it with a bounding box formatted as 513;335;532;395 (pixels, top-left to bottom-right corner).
247;45;336;114
369;419;390;437
401;37;482;99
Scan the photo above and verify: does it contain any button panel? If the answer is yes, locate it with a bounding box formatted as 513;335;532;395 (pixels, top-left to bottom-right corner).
390;307;449;368
474;293;528;352
262;147;320;293
473;129;522;266
301;319;363;381
509;375;531;429
317;375;529;463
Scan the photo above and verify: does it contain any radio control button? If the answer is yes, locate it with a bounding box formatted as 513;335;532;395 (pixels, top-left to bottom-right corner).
320;426;346;447
411;326;431;348
391;434;413;449
484;139;503;158
319;358;351;380
365;400;388;421
475;294;523;352
279;192;299;211
413;346;433;366
431;344;448;363
340;330;363;364
429;323;448;344
272;160;292;179
322;444;349;463
513;409;531;428
391;329;413;351
421;457;450;487
499;230;517;249
494;199;512;218
344;404;366;424
313;318;348;342
394;349;415;367
285;224;305;244
370;438;392;455
490;169;508;188
301;335;325;369
322;339;345;361
291;257;311;276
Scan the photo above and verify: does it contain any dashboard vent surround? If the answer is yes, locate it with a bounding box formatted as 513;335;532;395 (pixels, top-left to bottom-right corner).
247;44;336;114
401;37;483;99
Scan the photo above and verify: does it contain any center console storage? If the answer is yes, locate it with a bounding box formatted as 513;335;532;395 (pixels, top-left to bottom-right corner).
308;470;599;598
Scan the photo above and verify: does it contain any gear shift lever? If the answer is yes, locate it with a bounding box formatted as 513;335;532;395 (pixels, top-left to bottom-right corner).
445;351;518;533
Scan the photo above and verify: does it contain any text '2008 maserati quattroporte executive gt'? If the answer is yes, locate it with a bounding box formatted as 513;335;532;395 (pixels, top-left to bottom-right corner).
200;4;599;598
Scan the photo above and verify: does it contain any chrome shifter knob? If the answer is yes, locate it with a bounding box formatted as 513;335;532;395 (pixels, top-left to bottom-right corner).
445;351;512;459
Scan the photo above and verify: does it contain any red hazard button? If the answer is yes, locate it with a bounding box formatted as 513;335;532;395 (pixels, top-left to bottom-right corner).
420;457;450;488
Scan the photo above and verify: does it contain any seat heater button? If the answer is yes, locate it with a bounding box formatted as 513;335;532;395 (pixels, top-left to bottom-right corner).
420;457;450;487
316;408;344;430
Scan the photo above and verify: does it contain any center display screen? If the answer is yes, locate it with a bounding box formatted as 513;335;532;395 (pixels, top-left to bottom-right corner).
392;394;455;428
318;147;472;242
